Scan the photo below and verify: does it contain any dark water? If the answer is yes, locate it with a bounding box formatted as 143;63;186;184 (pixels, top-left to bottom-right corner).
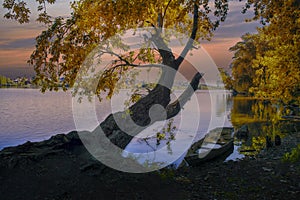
230;97;300;156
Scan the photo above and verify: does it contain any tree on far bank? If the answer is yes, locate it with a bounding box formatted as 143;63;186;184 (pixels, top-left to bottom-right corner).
230;0;300;105
0;75;12;86
229;32;269;95
218;68;233;90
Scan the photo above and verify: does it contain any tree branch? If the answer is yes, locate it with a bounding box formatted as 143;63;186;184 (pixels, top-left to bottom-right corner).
162;0;172;21
101;49;166;71
175;3;199;66
100;50;133;67
151;31;175;65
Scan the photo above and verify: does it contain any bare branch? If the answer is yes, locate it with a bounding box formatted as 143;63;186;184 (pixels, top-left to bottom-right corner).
100;50;133;67
109;63;164;70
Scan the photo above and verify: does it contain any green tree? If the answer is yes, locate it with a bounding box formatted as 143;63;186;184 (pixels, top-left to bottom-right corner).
250;0;300;104
218;67;233;90
231;0;300;104
229;31;271;95
0;75;13;86
229;33;258;94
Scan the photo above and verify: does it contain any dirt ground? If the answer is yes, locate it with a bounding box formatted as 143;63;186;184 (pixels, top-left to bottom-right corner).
0;131;299;200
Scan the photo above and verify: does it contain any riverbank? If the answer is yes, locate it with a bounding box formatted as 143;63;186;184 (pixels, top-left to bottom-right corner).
0;131;299;200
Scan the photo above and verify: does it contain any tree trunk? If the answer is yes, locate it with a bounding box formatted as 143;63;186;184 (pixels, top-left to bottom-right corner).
93;3;201;149
95;72;202;149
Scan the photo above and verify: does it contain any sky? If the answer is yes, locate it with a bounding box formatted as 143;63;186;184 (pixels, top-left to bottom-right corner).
0;0;260;78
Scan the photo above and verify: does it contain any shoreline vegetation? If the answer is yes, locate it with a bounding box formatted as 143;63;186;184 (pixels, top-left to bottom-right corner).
0;129;299;199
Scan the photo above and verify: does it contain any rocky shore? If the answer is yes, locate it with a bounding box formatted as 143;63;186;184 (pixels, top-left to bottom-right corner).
0;130;299;200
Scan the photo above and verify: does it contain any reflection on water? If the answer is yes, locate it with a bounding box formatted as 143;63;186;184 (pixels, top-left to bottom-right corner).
2;88;298;165
0;89;232;153
0;89;76;149
123;90;233;167
231;97;300;156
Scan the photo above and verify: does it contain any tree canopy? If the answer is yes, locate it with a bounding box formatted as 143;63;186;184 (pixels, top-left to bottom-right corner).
4;0;289;95
4;0;299;169
4;0;298;101
230;0;300;105
3;0;229;94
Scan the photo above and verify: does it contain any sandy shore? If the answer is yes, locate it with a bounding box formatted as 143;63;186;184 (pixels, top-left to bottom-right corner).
0;130;299;200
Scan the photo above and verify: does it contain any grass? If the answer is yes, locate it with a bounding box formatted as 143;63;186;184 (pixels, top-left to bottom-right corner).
282;144;300;163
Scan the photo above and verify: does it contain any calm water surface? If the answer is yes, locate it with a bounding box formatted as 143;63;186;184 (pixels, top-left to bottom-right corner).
2;88;298;164
0;89;76;149
0;88;232;151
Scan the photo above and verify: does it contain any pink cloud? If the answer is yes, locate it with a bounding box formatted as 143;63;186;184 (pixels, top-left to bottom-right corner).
0;49;33;66
202;37;242;68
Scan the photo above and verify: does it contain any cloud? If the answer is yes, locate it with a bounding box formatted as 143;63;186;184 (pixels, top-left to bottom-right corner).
201;35;244;68
0;38;35;49
0;19;42;72
213;1;260;39
0;66;35;78
0;49;33;66
0;20;43;38
0;0;261;76
197;1;260;68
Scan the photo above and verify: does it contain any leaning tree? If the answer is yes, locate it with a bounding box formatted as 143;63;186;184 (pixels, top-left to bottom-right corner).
2;0;274;153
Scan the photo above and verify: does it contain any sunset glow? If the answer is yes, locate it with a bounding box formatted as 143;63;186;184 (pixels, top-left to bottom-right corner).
0;1;259;78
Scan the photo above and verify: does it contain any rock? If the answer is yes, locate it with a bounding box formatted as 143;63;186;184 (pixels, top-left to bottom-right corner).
262;167;273;172
175;176;191;183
